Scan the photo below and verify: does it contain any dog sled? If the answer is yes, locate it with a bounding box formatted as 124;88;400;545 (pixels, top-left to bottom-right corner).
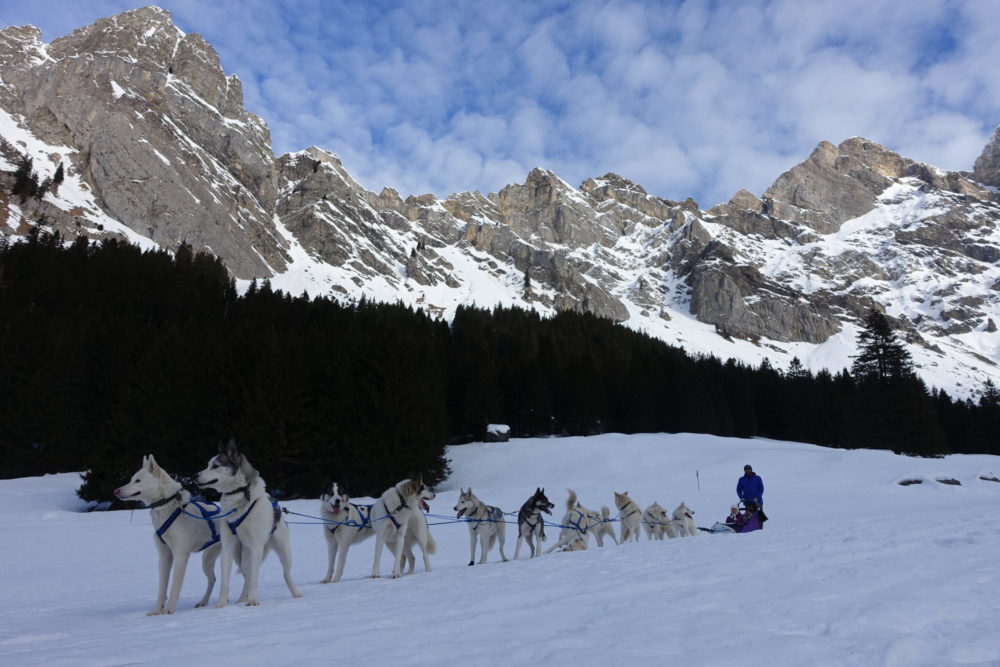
698;501;765;534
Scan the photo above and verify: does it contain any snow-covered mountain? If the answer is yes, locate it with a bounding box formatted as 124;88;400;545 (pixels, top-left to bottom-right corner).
3;6;1000;396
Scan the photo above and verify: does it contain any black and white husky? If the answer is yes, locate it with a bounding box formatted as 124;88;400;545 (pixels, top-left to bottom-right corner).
114;455;221;615
513;487;554;559
319;482;373;583
196;440;302;606
370;477;435;579
454;488;508;566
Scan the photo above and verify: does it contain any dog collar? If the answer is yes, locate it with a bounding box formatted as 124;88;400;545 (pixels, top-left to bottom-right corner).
148;491;182;509
224;485;251;501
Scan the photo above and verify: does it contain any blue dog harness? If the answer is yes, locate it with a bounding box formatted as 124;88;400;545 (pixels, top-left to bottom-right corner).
152;493;221;552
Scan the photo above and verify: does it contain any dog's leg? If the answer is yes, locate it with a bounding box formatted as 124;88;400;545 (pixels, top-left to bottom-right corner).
321;533;338;583
163;549;192;614
371;534;386;578
149;542;172;615
478;532;490;565
513;533;523;560
332;542;350;583
195;546;218;608
215;539;236;608
272;528;303;598
467;525;477;566
239;542;262;606
497;523;508;562
391;526;409;578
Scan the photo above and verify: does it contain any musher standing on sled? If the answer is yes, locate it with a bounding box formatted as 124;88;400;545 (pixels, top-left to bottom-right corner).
737;464;767;527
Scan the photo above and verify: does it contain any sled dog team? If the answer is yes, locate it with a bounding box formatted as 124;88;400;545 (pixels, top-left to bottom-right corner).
115;442;696;615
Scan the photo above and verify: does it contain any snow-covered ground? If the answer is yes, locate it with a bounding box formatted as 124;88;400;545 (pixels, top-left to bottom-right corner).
1;433;999;666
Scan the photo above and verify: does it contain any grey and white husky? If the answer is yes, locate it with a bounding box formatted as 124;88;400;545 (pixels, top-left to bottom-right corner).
115;455;222;615
370;477;435;578
196;440;302;606
513;487;554;559
454;487;508;566
319;482;373;583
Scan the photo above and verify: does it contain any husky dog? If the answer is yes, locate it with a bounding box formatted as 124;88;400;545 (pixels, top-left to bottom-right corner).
545;489;608;553
613;491;642;543
591;505;619;547
319;482;374;583
641;501;670;540
196;440;302;606
370;477;434;578
669;502;697;538
454;488;508;566
513;487;554;559
114;455;221;615
400;485;437;575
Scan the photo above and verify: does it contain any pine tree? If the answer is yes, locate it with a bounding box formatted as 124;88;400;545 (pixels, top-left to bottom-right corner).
851;309;914;383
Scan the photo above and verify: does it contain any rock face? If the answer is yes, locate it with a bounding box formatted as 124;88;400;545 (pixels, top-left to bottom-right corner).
0;7;286;277
974;126;1000;188
3;7;1000;395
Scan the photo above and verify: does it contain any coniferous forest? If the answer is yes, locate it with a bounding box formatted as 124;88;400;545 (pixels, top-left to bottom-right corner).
2;233;1000;504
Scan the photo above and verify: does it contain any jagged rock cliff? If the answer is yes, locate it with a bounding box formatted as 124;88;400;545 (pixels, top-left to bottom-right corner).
3;7;1000;396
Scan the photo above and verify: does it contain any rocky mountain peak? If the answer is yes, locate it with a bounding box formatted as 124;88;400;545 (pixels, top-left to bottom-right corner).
974;125;1000;188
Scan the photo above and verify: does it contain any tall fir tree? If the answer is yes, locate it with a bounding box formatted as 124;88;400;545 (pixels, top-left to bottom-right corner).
851;309;915;383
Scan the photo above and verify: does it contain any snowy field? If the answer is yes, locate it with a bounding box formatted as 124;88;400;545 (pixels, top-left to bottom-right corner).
1;432;999;666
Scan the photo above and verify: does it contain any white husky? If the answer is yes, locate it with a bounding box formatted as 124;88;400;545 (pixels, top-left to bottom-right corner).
370;477;434;578
196;440;302;606
546;489;615;552
114;455;221;615
319;482;373;583
401;488;437;575
669;502;698;538
613;491;642;543
454;488;508;566
641;501;671;540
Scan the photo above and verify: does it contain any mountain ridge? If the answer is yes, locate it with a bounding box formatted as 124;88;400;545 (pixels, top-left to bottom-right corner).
2;7;1000;397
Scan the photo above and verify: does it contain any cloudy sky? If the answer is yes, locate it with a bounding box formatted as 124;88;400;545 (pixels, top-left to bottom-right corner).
3;0;999;207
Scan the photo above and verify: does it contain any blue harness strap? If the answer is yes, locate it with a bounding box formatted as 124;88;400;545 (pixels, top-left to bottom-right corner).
228;498;259;535
193;502;221;551
155;507;183;543
228;498;282;537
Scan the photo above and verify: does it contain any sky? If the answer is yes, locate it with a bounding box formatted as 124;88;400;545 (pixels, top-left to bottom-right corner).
2;432;1000;664
2;1;999;208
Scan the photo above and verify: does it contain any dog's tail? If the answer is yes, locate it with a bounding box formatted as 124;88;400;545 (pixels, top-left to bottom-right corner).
601;506;611;519
426;531;437;555
566;488;577;511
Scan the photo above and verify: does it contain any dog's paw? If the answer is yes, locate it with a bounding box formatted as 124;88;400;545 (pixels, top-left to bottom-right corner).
293;592;304;598
245;600;260;607
320;577;332;584
214;601;228;609
146;609;164;616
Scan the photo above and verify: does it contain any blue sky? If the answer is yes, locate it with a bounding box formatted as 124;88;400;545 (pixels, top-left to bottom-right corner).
2;0;998;207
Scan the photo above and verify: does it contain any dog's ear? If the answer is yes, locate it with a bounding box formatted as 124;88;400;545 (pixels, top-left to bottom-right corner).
222;437;240;461
145;454;157;472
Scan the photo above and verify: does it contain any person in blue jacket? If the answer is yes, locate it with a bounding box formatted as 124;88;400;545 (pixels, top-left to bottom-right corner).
737;464;763;507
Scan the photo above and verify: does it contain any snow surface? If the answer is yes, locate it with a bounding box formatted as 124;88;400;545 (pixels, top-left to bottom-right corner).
2;433;999;666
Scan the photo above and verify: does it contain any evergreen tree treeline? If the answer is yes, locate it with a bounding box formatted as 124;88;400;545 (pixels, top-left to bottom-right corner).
1;234;997;504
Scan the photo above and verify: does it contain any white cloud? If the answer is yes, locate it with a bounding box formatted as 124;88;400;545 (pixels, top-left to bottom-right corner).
3;0;999;208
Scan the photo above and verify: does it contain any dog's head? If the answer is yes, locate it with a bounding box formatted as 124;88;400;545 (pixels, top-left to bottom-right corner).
196;438;256;492
399;477;435;512
613;491;633;510
530;487;554;515
114;454;177;505
673;502;694;520
646;501;667;519
321;482;350;514
453;487;476;518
